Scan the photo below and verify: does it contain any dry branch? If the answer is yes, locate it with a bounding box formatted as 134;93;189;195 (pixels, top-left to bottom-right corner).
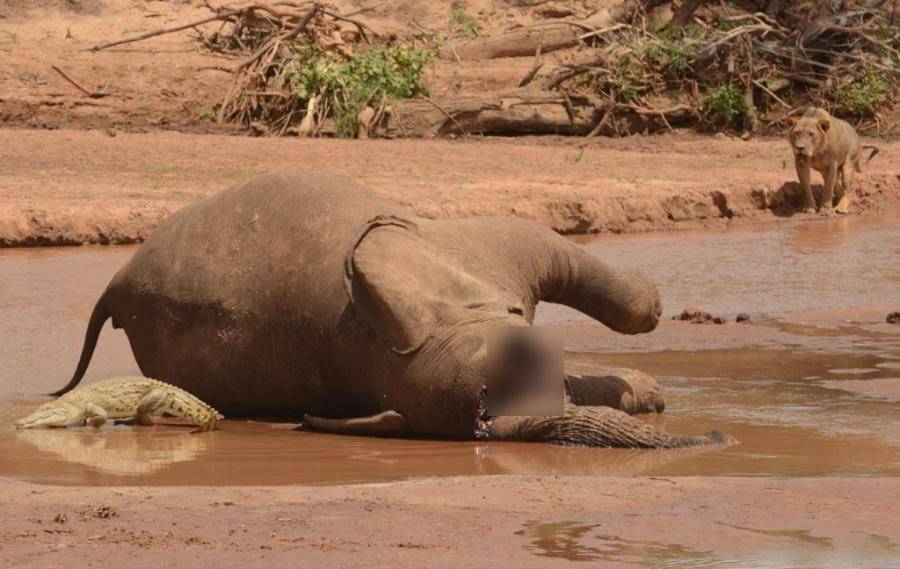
235;3;318;72
88;9;246;51
50;66;107;98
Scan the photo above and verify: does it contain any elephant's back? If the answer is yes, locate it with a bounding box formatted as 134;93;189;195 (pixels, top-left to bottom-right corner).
115;171;407;318
103;171;411;415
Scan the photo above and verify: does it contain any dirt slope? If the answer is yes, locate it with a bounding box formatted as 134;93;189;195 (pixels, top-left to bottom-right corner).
0;0;606;132
1;128;898;245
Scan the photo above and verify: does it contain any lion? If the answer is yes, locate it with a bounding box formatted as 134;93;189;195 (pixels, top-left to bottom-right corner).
787;107;878;216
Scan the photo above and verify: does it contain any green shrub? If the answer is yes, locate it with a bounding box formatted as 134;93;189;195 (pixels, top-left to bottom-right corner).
290;42;435;138
609;54;649;103
645;38;697;77
449;6;482;38
836;64;890;116
705;82;747;126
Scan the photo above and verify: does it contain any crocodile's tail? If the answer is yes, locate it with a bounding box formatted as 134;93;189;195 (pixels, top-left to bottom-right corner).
49;290;110;396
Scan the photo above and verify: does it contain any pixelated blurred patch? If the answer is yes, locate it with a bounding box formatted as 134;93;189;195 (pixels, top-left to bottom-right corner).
486;326;564;417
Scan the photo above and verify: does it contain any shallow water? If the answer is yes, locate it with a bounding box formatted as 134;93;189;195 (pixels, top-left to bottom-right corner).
567;205;900;318
0;210;898;485
515;520;898;568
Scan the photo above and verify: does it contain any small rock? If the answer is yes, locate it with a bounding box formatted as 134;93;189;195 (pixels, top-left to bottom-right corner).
887;311;900;324
735;313;752;323
85;505;117;519
53;513;67;524
672;307;727;325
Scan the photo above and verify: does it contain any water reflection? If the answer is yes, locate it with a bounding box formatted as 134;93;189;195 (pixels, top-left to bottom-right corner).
15;426;210;476
516;520;900;567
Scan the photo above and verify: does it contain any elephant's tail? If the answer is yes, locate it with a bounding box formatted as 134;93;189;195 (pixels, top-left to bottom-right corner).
49;291;110;396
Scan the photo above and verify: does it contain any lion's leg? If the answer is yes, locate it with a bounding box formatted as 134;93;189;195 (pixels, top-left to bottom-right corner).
819;163;838;216
835;163;854;214
795;158;815;213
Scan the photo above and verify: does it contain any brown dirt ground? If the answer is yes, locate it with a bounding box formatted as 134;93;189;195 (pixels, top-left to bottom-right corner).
1;1;898;245
2;476;898;568
0;0;611;132
2;127;898;245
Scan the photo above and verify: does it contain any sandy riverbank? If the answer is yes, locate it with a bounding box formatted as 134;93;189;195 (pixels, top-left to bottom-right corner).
2;475;898;568
2;128;898;246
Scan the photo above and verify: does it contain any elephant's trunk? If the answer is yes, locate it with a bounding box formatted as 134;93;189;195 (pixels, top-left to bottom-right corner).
423;218;661;334
541;238;662;335
490;404;731;448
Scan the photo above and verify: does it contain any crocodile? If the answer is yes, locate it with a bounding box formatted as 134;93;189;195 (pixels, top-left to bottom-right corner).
16;377;223;432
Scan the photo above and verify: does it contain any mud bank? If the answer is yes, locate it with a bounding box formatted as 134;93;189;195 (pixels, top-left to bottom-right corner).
2;476;898;568
1;129;898;246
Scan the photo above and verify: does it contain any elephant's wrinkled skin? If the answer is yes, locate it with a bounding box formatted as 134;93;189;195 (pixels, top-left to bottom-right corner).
56;172;727;447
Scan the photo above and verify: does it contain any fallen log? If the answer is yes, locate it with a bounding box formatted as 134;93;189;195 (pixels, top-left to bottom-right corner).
383;88;600;137
438;10;619;61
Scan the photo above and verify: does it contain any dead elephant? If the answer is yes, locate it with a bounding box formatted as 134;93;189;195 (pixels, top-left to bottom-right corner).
55;172;729;448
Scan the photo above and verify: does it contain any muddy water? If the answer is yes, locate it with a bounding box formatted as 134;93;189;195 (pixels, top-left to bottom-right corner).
566;206;900;319
515;520;898;568
0;210;898;485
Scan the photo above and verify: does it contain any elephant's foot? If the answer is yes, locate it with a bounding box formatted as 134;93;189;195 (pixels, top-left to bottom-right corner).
489;403;733;448
302;410;410;437
566;369;665;415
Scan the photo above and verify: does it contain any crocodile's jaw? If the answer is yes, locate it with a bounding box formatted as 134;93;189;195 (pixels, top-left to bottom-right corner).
16;404;83;429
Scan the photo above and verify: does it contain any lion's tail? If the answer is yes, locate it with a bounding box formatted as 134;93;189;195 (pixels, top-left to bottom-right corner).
857;145;880;171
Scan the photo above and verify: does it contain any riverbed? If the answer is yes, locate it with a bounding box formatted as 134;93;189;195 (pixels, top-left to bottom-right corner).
1;209;897;486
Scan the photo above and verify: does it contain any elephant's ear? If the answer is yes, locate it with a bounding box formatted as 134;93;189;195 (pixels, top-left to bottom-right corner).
345;216;512;354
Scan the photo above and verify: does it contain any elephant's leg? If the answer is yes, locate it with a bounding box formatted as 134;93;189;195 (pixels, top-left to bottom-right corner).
491;403;730;448
566;369;665;415
303;410;411;437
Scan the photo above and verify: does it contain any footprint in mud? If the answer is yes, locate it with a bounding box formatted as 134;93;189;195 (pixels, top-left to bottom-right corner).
515;521;717;565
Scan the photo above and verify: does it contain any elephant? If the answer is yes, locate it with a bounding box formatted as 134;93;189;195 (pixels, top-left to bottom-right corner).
54;172;728;448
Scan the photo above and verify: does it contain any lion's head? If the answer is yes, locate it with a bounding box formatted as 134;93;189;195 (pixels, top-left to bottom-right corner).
788;107;831;159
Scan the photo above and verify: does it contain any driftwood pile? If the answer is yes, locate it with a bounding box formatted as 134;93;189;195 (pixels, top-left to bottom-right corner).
90;0;897;138
415;0;898;137
91;1;372;135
